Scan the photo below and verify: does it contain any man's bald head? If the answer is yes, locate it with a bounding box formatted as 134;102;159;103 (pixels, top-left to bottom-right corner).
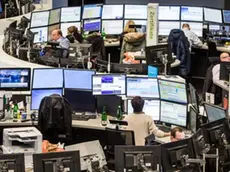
182;23;190;30
51;29;63;41
220;53;230;61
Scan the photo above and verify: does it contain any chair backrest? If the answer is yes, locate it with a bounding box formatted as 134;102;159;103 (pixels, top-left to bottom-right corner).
207;41;218;57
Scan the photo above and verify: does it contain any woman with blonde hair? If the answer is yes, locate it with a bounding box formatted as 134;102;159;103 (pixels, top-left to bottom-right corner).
123;20;136;33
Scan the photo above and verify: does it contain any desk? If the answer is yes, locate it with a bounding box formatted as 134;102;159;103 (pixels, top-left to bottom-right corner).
201;44;230;53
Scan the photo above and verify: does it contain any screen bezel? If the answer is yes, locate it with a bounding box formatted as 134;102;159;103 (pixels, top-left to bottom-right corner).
180;6;204;22
203;7;223;24
82;4;103;20
60;6;82;22
101;4;124;20
30;10;50;28
124;4;147;20
158;5;181;21
101;19;124;35
48;7;61;25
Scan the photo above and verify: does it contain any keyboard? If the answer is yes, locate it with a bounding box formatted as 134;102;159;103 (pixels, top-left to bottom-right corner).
157;125;171;133
72;115;90;121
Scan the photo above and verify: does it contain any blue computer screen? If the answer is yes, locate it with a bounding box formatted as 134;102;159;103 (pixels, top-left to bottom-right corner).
126;77;159;98
32;69;63;89
31;89;63;110
64;69;95;90
84;19;101;32
224;10;230;24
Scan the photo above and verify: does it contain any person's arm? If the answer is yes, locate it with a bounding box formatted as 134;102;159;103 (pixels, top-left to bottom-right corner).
212;64;220;81
148;117;170;137
191;32;203;47
59;38;70;50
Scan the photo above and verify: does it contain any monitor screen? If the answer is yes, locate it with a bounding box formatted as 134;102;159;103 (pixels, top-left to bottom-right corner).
61;7;81;22
159;21;180;36
64;69;95;90
159;6;180;20
204;103;226;123
30;27;48;43
49;8;61;25
102;20;123;35
83;4;102;19
181;22;203;37
209;24;220;30
127;99;160;121
126;77;159;98
30;11;49;28
32;69;63;89
159;80;187;104
84;19;101;32
102;5;123;19
160;101;187;127
181;6;203;22
189;106;197;133
0;68;30;90
124;5;147;19
92;74;126;95
61;22;81;37
204;8;222;23
223;10;230;24
31;89;63;110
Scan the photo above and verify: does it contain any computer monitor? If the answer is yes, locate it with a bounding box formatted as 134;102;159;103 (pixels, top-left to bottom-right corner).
161;138;198;171
158;21;180;36
181;6;203;22
204;103;226;123
0;68;30;91
101;20;123;35
220;61;230;81
115;145;161;172
60;22;81;37
92;74;126;95
83;19;101;32
32;68;63;89
30;11;49;28
9;20;17;28
181;22;203;37
0;153;25;172
124;5;147;19
64;69;95;90
30;26;48;43
223;10;230;24
160;101;187;127
204;7;222;23
31;88;63;110
102;5;123;19
61;7;81;22
209;24;221;30
111;63;147;75
158;6;180;20
189;106;198;134
97;95;122;117
33;151;81;172
64;89;96;112
82;4;102;19
189;83;199;113
49;8;61;25
127;99;160;121
159;79;187;104
126;77;159;98
191;129;206;158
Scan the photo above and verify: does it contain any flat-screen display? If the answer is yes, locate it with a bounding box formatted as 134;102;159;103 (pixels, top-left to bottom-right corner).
61;7;81;22
124;5;147;19
83;19;101;32
92;74;126;95
102;5;123;19
83;4;102;19
159;6;180;20
0;68;30;90
102;20;123;35
204;8;222;23
49;8;61;25
223;10;230;24
181;22;203;37
32;69;63;89
30;11;49;28
30;27;48;43
159;21;180;36
60;22;81;37
204;103;226;123
181;6;203;22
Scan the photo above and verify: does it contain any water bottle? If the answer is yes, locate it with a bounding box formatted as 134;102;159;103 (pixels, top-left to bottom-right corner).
101;106;107;126
116;105;122;120
101;28;106;40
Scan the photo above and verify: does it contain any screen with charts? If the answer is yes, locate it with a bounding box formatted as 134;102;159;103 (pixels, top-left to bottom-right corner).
32;69;63;89
159;80;187;104
49;8;61;25
204;103;226;122
31;89;63;110
124;5;147;19
84;19;101;32
61;22;81;37
160;101;187;127
102;5;123;19
92;74;126;95
30;11;49;28
30;27;48;43
64;69;95;90
181;22;203;37
83;4;102;19
0;68;30;90
158;6;180;20
127;99;160;121
223;10;230;24
61;7;81;22
204;8;222;23
102;20;123;35
126;77;159;98
159;21;180;36
181;6;203;22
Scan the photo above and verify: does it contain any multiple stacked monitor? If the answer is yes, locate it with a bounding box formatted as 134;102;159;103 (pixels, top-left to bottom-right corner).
28;4;230;42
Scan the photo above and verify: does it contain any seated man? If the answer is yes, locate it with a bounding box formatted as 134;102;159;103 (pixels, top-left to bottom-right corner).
123;96;170;146
170;127;185;142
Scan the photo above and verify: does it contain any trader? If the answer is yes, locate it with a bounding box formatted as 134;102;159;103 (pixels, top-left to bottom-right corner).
170;127;185;142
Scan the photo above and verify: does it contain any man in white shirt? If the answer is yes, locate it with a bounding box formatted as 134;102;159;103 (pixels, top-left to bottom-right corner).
182;23;203;50
124;96;170;146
